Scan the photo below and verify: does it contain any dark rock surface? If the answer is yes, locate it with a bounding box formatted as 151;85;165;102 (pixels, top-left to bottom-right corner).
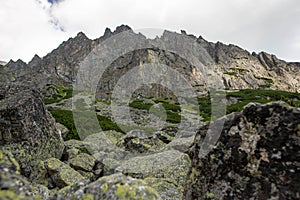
185;102;300;199
0;84;64;180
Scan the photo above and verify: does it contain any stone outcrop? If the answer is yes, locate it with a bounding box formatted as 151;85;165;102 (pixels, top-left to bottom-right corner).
0;84;64;180
185;102;300;199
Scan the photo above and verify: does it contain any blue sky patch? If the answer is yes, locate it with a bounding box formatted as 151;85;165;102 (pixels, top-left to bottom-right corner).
47;0;59;4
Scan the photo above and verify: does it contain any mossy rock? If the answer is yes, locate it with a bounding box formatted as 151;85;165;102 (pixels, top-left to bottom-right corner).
64;139;90;155
84;132;127;157
164;135;195;152
0;149;49;200
68;153;96;172
144;177;183;200
0;190;28;200
44;158;87;188
116;150;191;197
80;173;161;200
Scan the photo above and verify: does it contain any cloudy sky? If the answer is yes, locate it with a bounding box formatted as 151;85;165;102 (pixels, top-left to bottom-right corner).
0;0;299;63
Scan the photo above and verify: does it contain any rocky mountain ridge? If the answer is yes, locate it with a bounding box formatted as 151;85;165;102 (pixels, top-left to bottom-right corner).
1;25;300;97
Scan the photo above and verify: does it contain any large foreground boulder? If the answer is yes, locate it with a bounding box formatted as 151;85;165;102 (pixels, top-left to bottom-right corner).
185;102;300;199
0;84;64;180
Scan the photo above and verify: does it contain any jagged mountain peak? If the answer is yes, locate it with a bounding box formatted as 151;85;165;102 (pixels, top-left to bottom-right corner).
1;25;299;94
30;54;41;62
114;24;132;33
103;27;113;37
6;59;27;68
75;31;89;40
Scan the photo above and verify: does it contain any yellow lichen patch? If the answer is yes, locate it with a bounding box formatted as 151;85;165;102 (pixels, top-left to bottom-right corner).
206;192;215;199
82;194;94;200
0;190;26;200
115;183;137;199
101;183;109;193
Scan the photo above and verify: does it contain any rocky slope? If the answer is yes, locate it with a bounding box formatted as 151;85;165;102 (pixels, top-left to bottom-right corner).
0;25;299;200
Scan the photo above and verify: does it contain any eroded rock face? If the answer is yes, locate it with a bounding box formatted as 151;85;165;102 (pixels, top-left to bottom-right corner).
185;102;300;199
0;84;64;180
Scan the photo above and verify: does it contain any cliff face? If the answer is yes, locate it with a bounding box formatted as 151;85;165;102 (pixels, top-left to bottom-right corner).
1;25;299;96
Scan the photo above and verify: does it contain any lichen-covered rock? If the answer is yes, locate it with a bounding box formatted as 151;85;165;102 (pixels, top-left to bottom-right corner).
116;150;191;199
153;131;174;144
0;149;49;200
64;139;90;155
83;132;128;161
56;123;69;140
68;153;96;172
185;102;300;199
78;173;161;200
44;158;87;188
102;130;125;146
144;177;182;200
164;136;195;152
0;84;64;181
100;157;122;176
123;135;166;154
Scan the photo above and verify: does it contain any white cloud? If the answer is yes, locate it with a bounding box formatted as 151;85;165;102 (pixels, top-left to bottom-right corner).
0;0;299;62
0;0;69;62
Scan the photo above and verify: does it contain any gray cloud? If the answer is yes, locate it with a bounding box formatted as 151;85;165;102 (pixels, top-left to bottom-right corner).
0;0;299;62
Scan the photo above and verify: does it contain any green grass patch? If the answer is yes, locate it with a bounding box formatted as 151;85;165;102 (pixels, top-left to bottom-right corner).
229;67;249;73
254;76;274;83
49;89;300;139
44;85;74;104
129;100;153;110
197;96;212;121
129;99;182;124
49;109;125;140
196;89;300;121
259;84;272;88
97;115;124;133
224;71;237;76
226;89;300;113
49;109;79;140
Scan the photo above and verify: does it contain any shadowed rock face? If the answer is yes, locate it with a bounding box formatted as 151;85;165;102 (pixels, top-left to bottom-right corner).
0;84;64;179
185;102;300;199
